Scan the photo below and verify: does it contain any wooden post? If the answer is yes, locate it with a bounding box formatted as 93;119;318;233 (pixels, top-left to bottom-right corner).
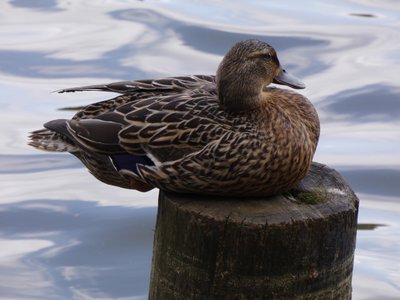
148;163;359;300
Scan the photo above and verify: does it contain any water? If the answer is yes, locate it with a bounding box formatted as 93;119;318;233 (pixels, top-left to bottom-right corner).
1;0;399;299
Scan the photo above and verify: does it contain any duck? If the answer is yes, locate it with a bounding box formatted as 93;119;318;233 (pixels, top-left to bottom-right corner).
29;39;320;197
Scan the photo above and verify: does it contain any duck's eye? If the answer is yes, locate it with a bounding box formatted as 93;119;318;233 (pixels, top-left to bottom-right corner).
259;53;272;59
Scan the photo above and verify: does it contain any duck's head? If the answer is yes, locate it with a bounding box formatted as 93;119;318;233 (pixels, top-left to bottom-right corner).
216;39;305;112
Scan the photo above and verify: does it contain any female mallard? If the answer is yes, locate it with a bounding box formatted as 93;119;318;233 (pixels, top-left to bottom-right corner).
29;39;319;197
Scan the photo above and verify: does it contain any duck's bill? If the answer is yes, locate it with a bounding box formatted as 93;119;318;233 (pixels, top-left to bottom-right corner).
273;69;305;89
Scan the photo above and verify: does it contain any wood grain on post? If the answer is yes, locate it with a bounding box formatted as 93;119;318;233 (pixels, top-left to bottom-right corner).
148;163;359;300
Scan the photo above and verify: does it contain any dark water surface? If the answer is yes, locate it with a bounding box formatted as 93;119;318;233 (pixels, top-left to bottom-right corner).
0;0;399;299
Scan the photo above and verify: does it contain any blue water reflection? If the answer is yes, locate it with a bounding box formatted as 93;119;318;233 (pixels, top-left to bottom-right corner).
10;0;61;11
341;169;400;197
0;199;156;299
1;0;400;299
0;47;146;79
110;8;328;56
323;84;400;122
0;154;81;174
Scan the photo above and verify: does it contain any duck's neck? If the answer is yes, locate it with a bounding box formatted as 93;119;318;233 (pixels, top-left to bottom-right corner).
217;76;266;112
216;62;267;112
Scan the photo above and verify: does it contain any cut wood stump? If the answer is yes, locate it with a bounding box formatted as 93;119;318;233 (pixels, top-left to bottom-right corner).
148;162;359;300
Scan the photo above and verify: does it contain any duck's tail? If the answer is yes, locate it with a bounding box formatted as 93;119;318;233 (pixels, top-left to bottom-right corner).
28;127;78;153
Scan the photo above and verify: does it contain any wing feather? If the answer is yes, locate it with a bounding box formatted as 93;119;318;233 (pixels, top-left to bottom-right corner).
117;92;234;159
57;75;215;94
71;76;215;120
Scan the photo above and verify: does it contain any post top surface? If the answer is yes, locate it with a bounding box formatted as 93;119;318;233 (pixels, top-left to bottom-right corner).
160;163;359;225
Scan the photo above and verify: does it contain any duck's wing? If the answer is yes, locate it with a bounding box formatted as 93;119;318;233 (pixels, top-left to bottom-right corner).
59;87;232;162
68;75;216;121
57;75;215;94
116;91;233;160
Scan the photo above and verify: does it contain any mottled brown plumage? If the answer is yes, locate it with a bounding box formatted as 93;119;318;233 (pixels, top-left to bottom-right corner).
29;39;319;197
